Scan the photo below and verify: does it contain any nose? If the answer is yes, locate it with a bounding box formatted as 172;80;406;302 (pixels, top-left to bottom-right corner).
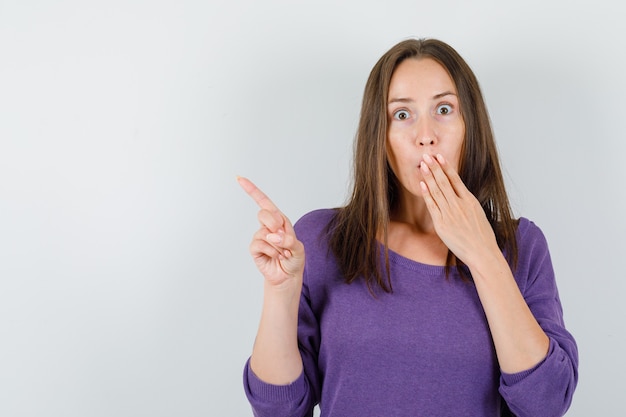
415;117;436;146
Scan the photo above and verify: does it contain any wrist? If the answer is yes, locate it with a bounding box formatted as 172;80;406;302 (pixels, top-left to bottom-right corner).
263;275;303;306
465;246;509;281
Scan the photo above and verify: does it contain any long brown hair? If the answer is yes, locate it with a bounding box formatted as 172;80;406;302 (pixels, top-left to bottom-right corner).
328;38;518;293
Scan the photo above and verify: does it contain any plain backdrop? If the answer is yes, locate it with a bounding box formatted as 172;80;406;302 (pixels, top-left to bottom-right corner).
1;0;624;416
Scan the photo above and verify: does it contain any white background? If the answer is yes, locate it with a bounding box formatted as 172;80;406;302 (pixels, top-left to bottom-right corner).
1;1;624;416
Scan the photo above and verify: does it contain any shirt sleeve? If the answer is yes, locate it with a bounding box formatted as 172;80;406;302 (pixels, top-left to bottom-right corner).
242;358;312;417
242;213;325;417
498;220;579;417
242;283;321;417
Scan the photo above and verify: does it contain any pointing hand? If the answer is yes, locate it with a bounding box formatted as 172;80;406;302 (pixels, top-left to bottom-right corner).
237;177;305;287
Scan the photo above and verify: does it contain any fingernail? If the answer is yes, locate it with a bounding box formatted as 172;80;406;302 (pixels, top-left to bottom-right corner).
436;154;444;164
267;233;282;244
423;154;433;164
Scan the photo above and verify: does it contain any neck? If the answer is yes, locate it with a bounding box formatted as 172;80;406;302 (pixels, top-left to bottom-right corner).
386;193;450;266
390;193;435;233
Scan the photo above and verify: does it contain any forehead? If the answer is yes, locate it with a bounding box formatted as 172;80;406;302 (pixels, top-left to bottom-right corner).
388;58;457;97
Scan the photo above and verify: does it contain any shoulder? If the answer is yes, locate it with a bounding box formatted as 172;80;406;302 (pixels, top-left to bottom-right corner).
293;208;338;243
294;208;339;265
513;217;555;291
294;209;342;290
515;217;550;254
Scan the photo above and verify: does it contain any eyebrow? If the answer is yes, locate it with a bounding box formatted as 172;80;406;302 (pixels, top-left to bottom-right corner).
388;91;457;105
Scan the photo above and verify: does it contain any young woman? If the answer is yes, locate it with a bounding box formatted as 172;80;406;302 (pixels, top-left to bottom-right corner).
238;38;578;417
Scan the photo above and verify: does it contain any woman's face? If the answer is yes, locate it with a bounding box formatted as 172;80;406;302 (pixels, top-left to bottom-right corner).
386;57;465;200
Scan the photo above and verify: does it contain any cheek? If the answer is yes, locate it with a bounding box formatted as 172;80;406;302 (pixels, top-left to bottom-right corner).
446;125;465;170
450;147;463;171
385;137;399;169
386;148;400;177
386;138;412;172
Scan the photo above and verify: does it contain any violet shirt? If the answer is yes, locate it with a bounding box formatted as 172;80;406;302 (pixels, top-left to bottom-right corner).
243;209;578;417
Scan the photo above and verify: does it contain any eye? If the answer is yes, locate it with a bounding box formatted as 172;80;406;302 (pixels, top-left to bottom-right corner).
393;110;410;120
436;104;453;115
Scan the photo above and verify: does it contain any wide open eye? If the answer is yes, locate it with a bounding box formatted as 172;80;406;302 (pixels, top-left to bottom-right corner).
393;110;410;120
436;104;453;115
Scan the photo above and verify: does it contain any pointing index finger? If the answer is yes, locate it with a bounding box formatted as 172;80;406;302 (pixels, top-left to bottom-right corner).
237;176;279;211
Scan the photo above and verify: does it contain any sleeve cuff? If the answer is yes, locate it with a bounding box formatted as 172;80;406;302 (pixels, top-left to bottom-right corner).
500;338;554;386
244;358;307;403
